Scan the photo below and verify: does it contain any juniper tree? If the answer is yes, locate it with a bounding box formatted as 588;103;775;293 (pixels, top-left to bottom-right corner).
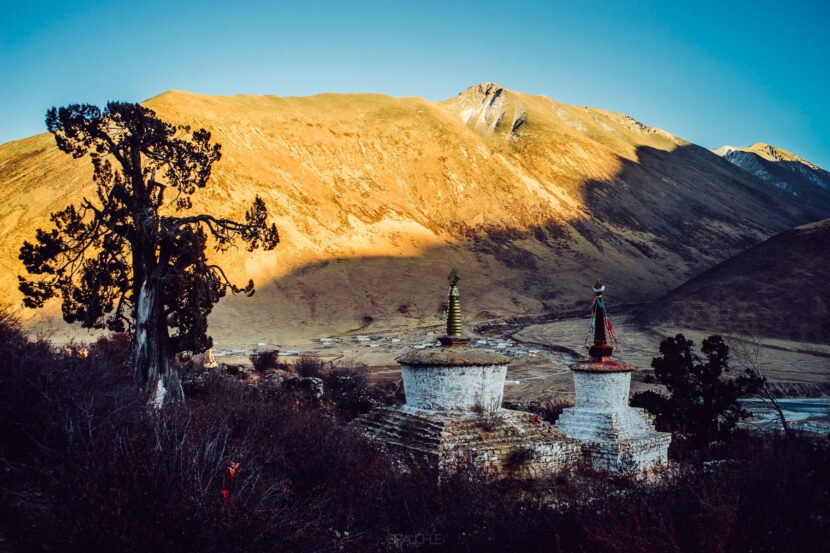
19;102;279;403
645;334;762;446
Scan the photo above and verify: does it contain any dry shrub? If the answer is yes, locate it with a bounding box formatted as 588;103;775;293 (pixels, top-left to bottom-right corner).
503;398;574;424
1;312;828;552
250;349;280;372
0;325;397;552
322;360;399;420
580;433;830;553
294;352;324;378
472;397;501;431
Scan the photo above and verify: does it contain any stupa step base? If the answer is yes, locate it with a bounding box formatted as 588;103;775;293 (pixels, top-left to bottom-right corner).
555;407;657;441
556;405;670;474
576;433;671;476
354;407;581;480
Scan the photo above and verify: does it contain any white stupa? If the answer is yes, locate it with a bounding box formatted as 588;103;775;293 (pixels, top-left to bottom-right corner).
555;279;671;475
356;269;579;479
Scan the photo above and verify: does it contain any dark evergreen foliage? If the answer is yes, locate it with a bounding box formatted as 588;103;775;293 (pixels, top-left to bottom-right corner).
635;334;763;446
18;102;279;400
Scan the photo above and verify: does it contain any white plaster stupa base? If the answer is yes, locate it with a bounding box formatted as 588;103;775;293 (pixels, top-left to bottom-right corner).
556;369;670;475
400;363;507;411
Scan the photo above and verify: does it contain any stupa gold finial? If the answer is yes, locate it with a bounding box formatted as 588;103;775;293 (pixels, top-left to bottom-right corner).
445;268;463;337
448;268;460;287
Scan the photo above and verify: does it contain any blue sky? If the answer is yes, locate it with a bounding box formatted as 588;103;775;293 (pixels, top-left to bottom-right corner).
2;0;828;167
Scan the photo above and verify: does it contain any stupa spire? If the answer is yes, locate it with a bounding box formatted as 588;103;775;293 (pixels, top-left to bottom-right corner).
439;268;469;346
587;278;616;362
445;268;462;336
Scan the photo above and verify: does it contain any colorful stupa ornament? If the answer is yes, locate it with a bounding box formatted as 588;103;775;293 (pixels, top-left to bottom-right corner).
586;278;617;361
574;278;630;372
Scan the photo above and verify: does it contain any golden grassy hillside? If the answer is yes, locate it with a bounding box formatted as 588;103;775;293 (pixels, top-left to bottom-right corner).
0;83;822;345
744;143;822;166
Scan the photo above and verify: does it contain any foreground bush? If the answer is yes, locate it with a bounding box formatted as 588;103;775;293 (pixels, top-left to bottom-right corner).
0;325;393;551
1;314;828;552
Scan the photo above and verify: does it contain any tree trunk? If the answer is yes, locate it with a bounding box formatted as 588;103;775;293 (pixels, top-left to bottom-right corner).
131;176;183;406
761;383;793;437
134;276;183;405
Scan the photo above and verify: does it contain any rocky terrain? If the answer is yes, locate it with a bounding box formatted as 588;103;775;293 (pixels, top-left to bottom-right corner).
713;143;830;213
2;83;828;345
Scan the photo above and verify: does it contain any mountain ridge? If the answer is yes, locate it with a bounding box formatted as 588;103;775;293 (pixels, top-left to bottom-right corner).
713;142;830;202
1;83;826;344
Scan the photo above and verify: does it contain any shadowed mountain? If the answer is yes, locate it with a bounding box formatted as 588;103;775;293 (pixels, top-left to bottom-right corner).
1;83;828;343
713;143;830;218
633;218;830;344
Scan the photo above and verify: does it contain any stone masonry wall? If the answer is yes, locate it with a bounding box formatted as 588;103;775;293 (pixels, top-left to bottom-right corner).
579;434;672;475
